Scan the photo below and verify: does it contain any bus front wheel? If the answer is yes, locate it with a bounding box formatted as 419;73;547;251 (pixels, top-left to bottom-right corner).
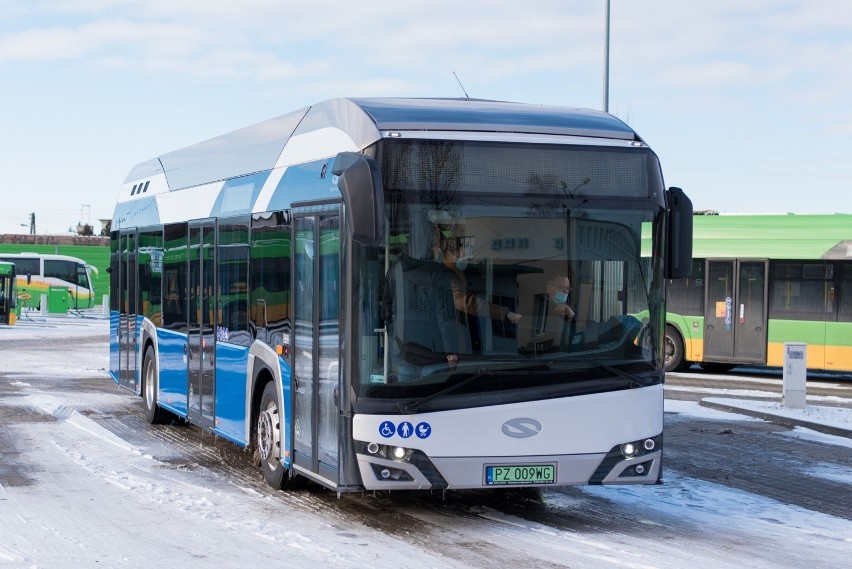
142;348;168;424
664;326;689;372
257;381;288;490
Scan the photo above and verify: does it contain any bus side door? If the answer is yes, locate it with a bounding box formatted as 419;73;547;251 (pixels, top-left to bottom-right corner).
704;259;768;365
292;210;341;485
115;231;139;391
187;220;216;429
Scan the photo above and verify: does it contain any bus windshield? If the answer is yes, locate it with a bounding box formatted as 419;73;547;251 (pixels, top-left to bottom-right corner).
44;259;91;289
353;140;666;413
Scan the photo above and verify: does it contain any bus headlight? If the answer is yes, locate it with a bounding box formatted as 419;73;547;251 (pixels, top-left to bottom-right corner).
619;435;661;459
357;442;413;463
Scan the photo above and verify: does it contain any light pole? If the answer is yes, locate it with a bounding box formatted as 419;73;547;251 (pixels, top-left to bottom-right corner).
603;0;610;113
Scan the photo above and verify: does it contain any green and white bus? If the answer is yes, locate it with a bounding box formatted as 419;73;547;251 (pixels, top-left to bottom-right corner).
0;261;17;325
663;213;852;373
0;252;98;311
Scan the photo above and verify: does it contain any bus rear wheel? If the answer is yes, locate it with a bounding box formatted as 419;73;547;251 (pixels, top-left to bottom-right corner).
257;381;288;490
664;326;689;372
142;348;168;424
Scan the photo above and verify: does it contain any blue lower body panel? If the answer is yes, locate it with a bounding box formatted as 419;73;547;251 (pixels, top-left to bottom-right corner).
156;329;188;417
214;343;249;446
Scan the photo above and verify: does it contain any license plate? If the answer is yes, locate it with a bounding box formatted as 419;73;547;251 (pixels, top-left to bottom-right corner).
485;464;556;485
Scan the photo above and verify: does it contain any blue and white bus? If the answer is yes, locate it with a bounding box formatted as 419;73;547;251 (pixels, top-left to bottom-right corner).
110;98;692;492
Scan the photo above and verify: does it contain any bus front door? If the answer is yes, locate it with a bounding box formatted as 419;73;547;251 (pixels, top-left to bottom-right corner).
293;212;341;485
117;231;138;391
187;221;216;428
703;260;768;365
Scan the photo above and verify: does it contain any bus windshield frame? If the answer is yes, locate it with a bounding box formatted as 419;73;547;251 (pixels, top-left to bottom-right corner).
351;139;667;414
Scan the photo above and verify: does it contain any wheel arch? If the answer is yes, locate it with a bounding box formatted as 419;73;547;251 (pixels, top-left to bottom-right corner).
247;342;285;450
250;365;275;445
139;318;159;396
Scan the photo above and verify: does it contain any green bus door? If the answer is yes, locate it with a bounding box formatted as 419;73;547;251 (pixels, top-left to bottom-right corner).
704;260;768;365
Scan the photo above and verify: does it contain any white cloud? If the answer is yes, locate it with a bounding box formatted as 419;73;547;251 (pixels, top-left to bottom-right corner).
0;0;850;223
0;20;204;61
0;1;606;83
662;61;755;88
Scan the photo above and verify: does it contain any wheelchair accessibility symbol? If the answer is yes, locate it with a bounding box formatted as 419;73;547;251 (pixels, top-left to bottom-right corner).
379;421;395;438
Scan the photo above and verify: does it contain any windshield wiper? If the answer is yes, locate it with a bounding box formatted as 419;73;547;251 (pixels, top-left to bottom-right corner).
395;360;650;414
396;364;545;414
397;369;490;414
574;359;655;388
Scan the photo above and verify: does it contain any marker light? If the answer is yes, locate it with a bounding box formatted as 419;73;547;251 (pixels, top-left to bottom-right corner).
621;443;636;457
392;446;407;460
635;464;646;475
380;468;391;479
643;438;656;451
367;442;380;455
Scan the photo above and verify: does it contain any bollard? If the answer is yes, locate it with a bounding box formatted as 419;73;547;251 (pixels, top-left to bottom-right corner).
102;294;110;317
40;293;48;317
783;342;807;409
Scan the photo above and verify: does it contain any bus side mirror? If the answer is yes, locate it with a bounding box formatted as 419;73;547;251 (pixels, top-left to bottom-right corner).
665;187;693;279
333;152;385;247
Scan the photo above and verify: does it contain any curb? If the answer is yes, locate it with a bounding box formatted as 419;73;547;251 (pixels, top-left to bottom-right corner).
699;399;852;439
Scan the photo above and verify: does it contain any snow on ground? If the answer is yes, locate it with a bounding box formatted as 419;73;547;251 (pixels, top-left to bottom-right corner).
703;397;852;431
667;395;852;440
2;315;851;568
665;384;850;405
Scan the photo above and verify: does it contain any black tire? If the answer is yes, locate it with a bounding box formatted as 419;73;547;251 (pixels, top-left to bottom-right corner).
257;381;288;490
664;325;689;372
699;362;737;373
142;348;169;424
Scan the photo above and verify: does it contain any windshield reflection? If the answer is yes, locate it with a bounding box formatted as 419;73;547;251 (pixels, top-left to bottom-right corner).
354;199;663;410
350;138;666;411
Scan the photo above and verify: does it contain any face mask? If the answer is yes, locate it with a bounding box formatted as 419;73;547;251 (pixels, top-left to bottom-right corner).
552;292;569;304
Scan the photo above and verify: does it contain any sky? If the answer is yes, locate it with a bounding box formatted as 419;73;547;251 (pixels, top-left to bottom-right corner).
1;0;850;235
